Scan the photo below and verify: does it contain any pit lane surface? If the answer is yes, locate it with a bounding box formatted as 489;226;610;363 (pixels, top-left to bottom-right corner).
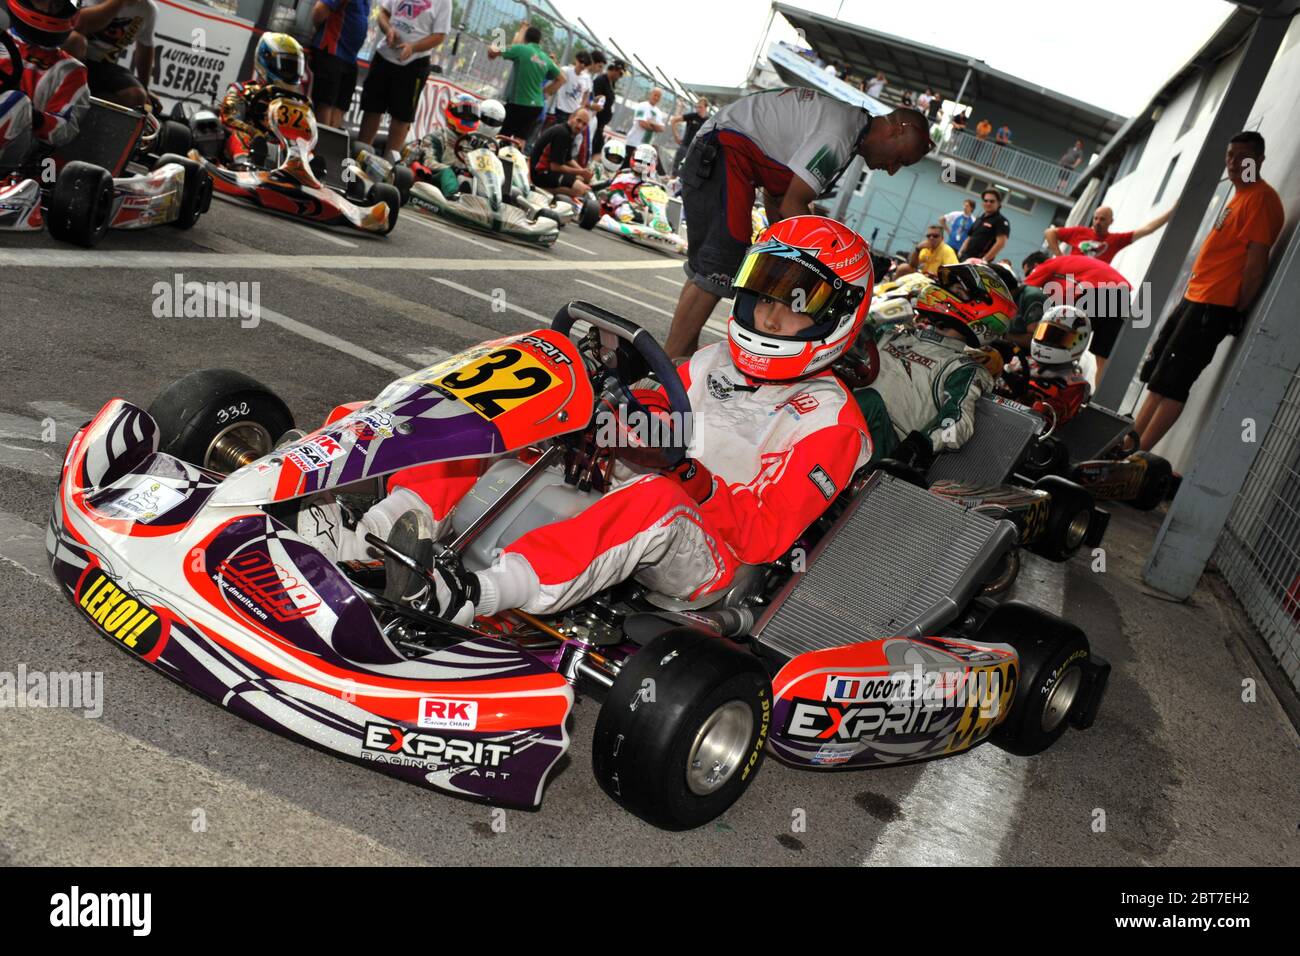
1;201;1297;867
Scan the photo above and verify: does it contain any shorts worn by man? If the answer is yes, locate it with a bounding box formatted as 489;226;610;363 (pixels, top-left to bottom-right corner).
333;216;874;624
357;0;451;157
307;0;371;128
0;0;88;164
667;89;932;357
69;0;156;109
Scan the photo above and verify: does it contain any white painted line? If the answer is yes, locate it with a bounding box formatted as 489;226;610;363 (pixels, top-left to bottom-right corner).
555;236;598;256
592;271;678;303
0;250;683;271
430;277;547;322
405;348;451;367
295;224;359;249
573;279;673;318
405;213;495;250
0;508;54;588
655;275;684;288
862;558;1066;867
207;290;414;378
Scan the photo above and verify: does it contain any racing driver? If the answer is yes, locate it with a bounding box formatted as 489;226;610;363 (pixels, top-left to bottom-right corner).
342;215;875;624
0;0;88;163
218;32;306;168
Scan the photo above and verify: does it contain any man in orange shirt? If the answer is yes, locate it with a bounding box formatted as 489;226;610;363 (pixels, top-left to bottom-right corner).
1135;131;1284;451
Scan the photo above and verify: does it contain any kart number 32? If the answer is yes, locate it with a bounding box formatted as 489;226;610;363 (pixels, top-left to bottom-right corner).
438;347;560;419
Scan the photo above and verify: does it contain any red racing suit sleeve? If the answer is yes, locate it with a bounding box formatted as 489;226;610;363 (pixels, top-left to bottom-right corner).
699;422;866;566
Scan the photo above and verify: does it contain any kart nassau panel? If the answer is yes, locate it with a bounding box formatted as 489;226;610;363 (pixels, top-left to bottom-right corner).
767;636;1017;768
196;152;392;233
596;213;688;256
1070;456;1149;501
212;329;594;506
407;180;560;245
108;162;187;229
49;400;573;808
0;177;43;230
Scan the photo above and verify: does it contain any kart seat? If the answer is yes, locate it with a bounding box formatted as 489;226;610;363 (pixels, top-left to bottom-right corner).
1054;403;1137;462
751;472;1016;663
52;97;143;176
925;396;1045;488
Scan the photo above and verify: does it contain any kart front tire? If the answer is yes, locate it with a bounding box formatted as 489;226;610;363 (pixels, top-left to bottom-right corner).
154;153;212;229
577;192;601;230
391;164;414;205
148;368;295;473
1130;452;1173;511
368;182;401;234
592;627;771;831
156;119;193;158
47;161;114;247
985;602;1091;756
1030;475;1094;562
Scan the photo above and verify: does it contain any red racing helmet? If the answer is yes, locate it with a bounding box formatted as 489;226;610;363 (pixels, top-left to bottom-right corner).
444;93;480;135
6;0;77;48
913;261;1017;347
728;215;873;382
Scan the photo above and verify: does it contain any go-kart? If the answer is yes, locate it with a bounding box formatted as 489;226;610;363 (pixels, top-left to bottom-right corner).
0;32;211;247
184;89;398;235
404;131;559;246
49;302;1109;831
495;135;599;229
581;168;687;257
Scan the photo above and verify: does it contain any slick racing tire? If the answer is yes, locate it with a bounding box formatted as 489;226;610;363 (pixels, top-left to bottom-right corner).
985;602;1091;756
577;192;601;230
148;368;295;474
47;161;114;248
1130;452;1173;511
156;119;193;158
592;627;771;830
1020;435;1069;481
154;153;212;229
1029;475;1094;562
391;164;415;206
368;182;401;234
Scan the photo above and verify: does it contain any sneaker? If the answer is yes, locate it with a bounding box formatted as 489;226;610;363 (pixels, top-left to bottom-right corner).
381;510;480;625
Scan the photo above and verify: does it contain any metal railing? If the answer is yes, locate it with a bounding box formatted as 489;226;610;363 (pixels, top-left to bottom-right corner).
1214;370;1300;694
939;130;1080;197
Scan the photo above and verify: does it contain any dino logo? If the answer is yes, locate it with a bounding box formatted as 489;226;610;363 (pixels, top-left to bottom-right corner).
216;550;321;623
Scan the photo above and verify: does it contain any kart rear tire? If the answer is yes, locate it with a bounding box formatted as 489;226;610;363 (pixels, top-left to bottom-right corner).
154;153;212;229
47;161;114;248
369;182;401;234
577;192;601;230
1020;434;1069;481
1029;476;1094;562
592;627;771;831
391;164;414;206
156;119;193;158
148;368;295;473
1130;452;1173;511
984;601;1091;756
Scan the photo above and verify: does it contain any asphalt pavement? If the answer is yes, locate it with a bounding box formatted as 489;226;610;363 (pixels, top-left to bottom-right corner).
0;197;1296;866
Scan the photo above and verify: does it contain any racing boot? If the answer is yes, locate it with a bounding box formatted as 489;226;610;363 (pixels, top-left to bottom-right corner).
379;509;479;626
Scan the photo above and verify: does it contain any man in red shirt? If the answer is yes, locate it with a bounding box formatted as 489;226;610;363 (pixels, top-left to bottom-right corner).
1045;204;1175;264
1024;253;1132;380
1135;131;1285;452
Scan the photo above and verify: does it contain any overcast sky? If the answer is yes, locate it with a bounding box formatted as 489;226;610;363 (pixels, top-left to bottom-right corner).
551;0;1235;117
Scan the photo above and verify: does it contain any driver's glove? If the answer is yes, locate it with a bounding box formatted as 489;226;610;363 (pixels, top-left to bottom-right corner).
892;430;935;471
666;457;716;504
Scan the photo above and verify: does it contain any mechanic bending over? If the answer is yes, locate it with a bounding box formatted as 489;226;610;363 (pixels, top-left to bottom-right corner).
308;216;874;625
218;33;306;169
0;0;88;163
65;0;156;110
666;90;933;358
528;106;592;201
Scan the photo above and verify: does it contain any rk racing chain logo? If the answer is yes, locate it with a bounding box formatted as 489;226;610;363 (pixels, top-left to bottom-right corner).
361;722;513;769
216;550;321;623
77;570;164;656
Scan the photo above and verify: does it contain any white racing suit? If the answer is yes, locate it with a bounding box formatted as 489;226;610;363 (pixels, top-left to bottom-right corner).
855;325;994;461
401;125;469;199
357;342;871;618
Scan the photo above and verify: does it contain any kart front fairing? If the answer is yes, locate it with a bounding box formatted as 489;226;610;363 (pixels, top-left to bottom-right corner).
47;330;594;809
408;144;560;245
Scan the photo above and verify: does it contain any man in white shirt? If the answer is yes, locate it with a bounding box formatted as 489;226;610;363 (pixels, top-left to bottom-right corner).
865;72;886;99
358;0;451;157
628;87;665;148
549;50;591;126
68;0;157;109
666;88;932;356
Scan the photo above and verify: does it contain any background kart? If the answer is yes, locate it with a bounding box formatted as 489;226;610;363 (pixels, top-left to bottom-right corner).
49;302;1108;831
183;91;398;235
0;31;211;247
581;172;688;257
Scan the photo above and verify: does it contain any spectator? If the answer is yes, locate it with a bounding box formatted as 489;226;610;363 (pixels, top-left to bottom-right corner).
865;71;886;99
1024;253;1132;379
916;88;931;113
941;198;976;251
926;90;942;123
900;90;914;107
307;0;371;129
670;96;709;175
628;87;666;148
550;49;592;126
995;123;1011;146
666;93;933;357
488;23;563;141
1135;131;1285;451
530;107;593;202
589;55;625;154
357;0;450;159
975;118;992;140
1056;138;1084;189
67;0;156;109
909;224;958;276
959;188;1010;262
1045;204;1174;264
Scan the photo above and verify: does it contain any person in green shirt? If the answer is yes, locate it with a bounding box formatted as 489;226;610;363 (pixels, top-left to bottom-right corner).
488;23;563;140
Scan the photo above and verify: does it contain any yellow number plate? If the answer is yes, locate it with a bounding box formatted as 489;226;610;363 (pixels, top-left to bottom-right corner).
436;347;560;420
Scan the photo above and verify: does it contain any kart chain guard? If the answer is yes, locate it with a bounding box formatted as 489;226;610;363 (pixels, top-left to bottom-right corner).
1054;404;1137;462
752;473;1016;661
925;396;1044;487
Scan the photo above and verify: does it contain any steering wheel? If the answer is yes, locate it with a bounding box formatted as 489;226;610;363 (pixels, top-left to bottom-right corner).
454;132;498;165
0;30;24;97
551;300;693;468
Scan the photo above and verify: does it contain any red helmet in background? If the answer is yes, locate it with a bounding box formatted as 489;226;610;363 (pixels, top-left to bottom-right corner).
6;0;77;48
914;262;1017;346
443;93;480;135
728;215;873;382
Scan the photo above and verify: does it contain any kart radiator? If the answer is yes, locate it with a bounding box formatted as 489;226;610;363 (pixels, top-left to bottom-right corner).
1055;404;1136;462
752;473;1017;661
926;396;1044;487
